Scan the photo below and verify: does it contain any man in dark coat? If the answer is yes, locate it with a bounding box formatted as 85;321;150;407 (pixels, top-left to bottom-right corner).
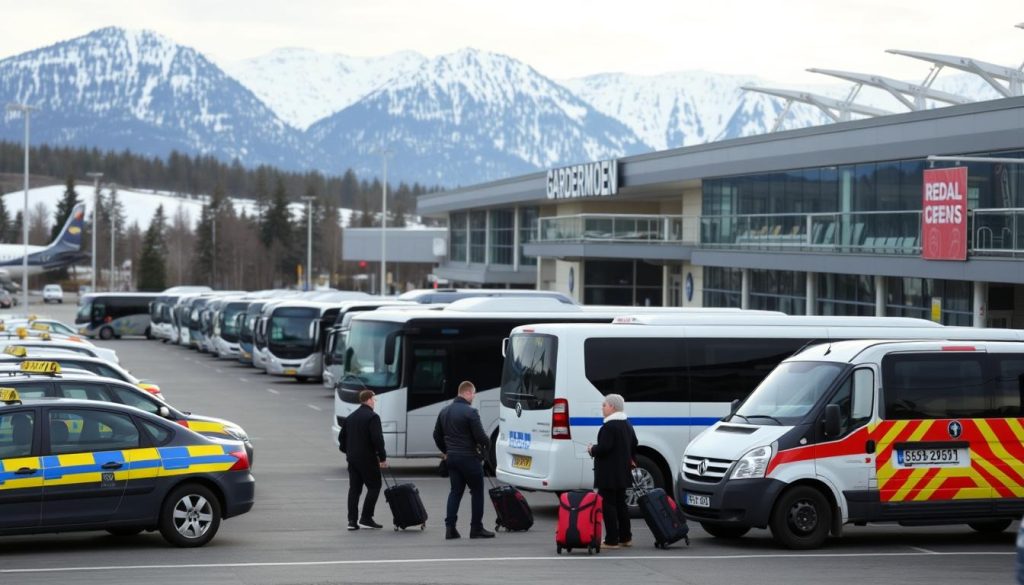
340;389;388;530
433;381;495;540
588;393;638;548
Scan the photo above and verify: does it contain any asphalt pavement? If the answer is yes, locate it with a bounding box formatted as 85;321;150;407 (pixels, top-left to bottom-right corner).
0;302;1018;585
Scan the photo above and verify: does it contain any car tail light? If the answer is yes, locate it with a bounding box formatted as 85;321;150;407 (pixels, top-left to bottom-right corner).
552;398;571;440
228;449;250;471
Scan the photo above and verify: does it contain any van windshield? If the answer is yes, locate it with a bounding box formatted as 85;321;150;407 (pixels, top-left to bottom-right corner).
734;361;844;425
342;321;402;391
500;334;558;410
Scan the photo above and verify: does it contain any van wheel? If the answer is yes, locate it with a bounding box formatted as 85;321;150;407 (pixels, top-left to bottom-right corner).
701;522;750;539
158;483;222;547
99;327;115;340
295;376;309;383
626;454;664;515
968;519;1012;533
770;486;831;549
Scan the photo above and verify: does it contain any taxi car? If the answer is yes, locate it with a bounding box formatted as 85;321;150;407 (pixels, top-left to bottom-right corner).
0;347;164;398
0;388;254;546
1;361;252;461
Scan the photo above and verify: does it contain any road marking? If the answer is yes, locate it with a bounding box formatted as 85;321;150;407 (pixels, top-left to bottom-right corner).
323;477;445;482
239;378;248;382
266;388;279;395
0;551;1013;574
908;546;937;554
307;404;322;411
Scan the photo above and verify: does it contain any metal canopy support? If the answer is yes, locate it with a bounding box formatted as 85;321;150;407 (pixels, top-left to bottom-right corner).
742;86;894;128
886;49;1024;97
807;68;972;111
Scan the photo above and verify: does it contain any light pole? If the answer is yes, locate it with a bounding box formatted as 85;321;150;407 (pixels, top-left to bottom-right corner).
210;204;217;289
7;103;36;312
109;184;117;291
301;195;316;291
86;171;102;293
379;149;392;296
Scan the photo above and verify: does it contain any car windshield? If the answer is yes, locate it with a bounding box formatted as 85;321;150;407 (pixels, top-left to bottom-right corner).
734;361;845;424
342;321;402;390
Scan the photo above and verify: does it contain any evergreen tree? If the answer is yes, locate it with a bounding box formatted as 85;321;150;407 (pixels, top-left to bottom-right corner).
138;205;167;291
10;211;22;244
192;203;214;286
0;196;9;243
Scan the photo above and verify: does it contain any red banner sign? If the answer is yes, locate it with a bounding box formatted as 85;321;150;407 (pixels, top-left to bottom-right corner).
922;167;968;261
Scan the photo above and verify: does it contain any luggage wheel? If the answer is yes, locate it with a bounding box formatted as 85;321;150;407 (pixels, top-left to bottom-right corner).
421;524;426;530
394;526;399;532
556;545;562;554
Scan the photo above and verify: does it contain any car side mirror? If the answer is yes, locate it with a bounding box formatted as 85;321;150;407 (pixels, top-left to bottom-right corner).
158;405;171;418
730;399;740;414
823;404;841;438
501;337;509;358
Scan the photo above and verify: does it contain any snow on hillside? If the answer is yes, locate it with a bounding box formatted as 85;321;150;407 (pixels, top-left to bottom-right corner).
0;186;367;233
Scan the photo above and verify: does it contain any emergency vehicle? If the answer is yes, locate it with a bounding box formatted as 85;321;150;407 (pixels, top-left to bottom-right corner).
679;340;1024;549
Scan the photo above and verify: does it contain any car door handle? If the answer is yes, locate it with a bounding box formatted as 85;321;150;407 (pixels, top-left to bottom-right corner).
14;467;37;475
101;461;123;470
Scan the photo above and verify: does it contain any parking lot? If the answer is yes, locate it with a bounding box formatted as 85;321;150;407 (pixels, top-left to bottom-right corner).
0;302;1016;585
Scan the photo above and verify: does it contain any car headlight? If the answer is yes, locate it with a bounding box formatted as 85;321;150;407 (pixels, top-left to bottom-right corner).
225;426;249;442
730;445;773;479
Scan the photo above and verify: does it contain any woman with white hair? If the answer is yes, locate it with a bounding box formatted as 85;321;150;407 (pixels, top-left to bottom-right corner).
588;393;638;549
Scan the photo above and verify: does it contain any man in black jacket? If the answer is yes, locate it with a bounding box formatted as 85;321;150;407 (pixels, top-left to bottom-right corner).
340;389;388;530
588;393;638;548
433;381;494;540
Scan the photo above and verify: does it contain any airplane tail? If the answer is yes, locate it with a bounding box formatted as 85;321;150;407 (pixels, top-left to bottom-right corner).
49;203;86;251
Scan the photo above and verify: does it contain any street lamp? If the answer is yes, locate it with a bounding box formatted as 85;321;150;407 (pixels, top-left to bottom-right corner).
300;195;316;291
7;103;36;312
86;171;103;293
378;149;392;296
109;184;117;291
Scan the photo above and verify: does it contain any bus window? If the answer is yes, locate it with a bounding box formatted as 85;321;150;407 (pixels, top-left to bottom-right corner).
408;347;447;410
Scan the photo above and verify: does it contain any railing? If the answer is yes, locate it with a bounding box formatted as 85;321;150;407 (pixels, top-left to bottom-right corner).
536;214;698;244
972;208;1024;257
701;211;923;254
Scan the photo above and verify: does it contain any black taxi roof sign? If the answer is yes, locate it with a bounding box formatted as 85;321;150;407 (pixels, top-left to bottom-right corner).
3;346;26;357
0;388;20;404
20;361;60;374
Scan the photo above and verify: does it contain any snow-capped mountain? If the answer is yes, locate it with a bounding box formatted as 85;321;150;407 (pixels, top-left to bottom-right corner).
307;48;649;186
0;27;315;170
223;48;428;130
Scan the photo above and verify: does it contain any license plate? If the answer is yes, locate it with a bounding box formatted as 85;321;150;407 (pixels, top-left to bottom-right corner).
685;493;710;508
284;369;297;376
511;454;532;470
895;447;968;468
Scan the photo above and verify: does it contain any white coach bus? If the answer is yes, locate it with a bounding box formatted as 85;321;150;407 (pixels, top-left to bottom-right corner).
494;315;1024;507
332;299;773;460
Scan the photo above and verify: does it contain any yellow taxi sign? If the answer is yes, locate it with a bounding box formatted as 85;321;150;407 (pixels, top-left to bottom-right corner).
3;346;26;357
0;387;20;403
40;333;51;341
20;361;60;374
0;323;6;332
15;327;27;339
30;322;50;332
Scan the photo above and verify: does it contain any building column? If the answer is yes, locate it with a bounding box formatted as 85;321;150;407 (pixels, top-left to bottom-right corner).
741;268;751;310
805;272;816;315
973;281;987;328
874;275;887;317
512;206;520;271
662;265;670;307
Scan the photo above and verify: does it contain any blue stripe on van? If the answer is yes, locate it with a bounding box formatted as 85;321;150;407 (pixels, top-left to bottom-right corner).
569;417;720;427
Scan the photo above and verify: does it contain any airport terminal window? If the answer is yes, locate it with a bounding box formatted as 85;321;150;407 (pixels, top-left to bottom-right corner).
886;277;972;326
703;266;741;308
585;338;686;402
48;409;140;455
449;212;467;262
469;211;487;263
489;209;514;266
749;269;805;315
883;354;988;420
0;412;34;458
519;207;538;266
584;260;663;306
818;274;875;316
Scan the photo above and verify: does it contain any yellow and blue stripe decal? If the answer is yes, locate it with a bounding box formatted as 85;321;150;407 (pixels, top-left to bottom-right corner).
0;457;44;488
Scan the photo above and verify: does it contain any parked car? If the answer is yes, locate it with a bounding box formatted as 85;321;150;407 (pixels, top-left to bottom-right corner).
43;284;64;304
0;290;14;308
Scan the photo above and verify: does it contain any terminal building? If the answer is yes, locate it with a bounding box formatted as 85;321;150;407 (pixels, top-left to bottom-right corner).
417;96;1024;328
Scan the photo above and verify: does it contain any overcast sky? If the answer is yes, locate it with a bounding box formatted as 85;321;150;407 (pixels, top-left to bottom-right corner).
4;0;1022;83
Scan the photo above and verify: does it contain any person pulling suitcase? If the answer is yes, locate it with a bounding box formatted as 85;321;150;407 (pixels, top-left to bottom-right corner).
339;389;388;530
433;381;495;540
587;393;638;549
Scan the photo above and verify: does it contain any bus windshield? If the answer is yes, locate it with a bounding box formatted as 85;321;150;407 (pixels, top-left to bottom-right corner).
268;307;320;354
219;303;247;341
500;334;558;410
734;361;845;425
342;321;402;390
75;301;103;325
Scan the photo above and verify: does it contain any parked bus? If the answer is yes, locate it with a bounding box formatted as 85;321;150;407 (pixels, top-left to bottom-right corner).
494;315;1024;509
263;301;344;381
680;339;1024;548
333;299;774;462
238;300;269;364
321;300;419;388
75;292;161;339
148;295;178;342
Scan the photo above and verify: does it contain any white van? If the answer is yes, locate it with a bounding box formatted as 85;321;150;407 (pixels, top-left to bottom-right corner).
495;315;1024;508
680;339;1024;549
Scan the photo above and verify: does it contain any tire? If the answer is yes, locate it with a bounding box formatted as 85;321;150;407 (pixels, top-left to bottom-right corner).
626;454;665;515
145;326;153;340
485;429;498;477
99;326;115;340
295;376;309;383
769;485;831;550
701;522;751;539
158;483;222;548
106;527;144;537
968;519;1012;533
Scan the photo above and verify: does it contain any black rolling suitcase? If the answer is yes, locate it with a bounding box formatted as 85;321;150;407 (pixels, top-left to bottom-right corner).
637;487;690;548
383;471;428;531
488;483;534;532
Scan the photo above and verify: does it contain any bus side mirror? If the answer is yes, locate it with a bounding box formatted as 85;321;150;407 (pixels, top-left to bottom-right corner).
383;331;399;366
729;399;740;414
501;337;509;358
344;347;354;370
823;404;841;438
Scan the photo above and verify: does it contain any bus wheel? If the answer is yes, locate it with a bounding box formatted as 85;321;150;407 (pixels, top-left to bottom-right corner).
99;327;115;340
701;522;750;539
145;327;153;340
968;519;1012;533
770;485;831;549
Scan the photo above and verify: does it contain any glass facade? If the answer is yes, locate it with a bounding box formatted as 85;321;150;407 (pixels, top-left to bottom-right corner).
703;267;741;308
519;207;538;266
449;212;467;262
817;274;875;316
469;211;487;263
489;209;514;266
583;260;662;306
886;277;972;326
447;207;539;267
749;269;805;314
